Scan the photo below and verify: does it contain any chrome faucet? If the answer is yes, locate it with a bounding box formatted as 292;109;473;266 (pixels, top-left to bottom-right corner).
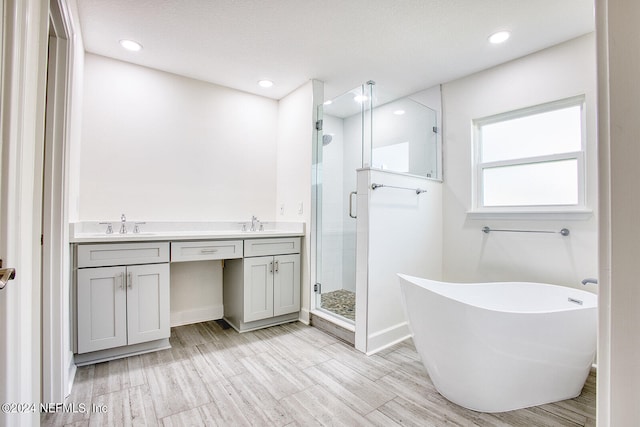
99;222;113;234
120;213;127;234
250;215;259;232
581;278;598;286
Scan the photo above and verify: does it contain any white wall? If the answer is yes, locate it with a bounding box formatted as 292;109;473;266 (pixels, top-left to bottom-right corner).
356;170;443;354
354;85;444;354
80;53;279;221
596;1;640;424
441;33;598;289
319;114;346;293
276;80;317;323
80;54;282;327
342;113;362;292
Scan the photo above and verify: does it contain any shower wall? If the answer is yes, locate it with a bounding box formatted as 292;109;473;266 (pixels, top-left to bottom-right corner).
320;114;346;293
321;113;359;294
354;84;444;354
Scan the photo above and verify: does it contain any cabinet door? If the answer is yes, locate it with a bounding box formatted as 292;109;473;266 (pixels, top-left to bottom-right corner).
243;256;274;322
77;266;127;353
126;263;170;345
273;254;301;316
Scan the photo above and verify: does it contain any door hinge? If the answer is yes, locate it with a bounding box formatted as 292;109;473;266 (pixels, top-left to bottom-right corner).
315;120;323;131
41;234;44;246
432;126;439;134
313;283;321;293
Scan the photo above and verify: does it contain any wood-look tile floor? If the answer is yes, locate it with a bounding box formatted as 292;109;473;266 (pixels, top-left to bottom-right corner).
42;321;596;426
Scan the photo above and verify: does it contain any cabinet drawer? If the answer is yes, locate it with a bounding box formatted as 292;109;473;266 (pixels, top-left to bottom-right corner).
77;242;169;267
171;240;243;262
244;237;300;257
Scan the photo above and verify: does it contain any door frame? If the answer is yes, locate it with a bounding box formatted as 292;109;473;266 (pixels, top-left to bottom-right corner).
0;0;49;424
42;0;76;402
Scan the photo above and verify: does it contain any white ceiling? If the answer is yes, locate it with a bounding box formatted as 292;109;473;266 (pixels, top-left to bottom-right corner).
76;0;594;103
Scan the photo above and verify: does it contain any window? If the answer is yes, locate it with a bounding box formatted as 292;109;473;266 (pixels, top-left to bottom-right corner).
473;96;586;212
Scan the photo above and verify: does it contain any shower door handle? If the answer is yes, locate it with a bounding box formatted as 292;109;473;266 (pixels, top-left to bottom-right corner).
349;191;357;219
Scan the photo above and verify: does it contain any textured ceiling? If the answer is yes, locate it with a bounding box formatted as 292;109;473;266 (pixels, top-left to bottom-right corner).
76;0;594;103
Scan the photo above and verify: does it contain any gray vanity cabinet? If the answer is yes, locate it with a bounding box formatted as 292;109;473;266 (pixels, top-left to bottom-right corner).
76;242;170;354
223;238;301;332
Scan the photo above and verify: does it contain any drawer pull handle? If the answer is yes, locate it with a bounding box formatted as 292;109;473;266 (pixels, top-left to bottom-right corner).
200;249;219;254
269;261;273;273
274;261;279;273
127;272;133;289
119;272;125;290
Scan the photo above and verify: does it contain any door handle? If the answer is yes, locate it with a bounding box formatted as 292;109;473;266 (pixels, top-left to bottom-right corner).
349;191;357;219
0;268;16;290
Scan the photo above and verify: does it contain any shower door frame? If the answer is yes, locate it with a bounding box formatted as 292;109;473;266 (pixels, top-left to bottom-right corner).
311;82;374;327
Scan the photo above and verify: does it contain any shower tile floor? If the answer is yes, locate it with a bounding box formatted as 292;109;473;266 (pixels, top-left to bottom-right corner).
43;321;596;426
320;289;356;321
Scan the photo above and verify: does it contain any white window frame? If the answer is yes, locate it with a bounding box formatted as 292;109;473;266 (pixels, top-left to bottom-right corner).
471;96;588;216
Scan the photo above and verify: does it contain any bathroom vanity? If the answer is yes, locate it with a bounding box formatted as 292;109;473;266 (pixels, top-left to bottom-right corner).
223;237;301;332
71;221;304;365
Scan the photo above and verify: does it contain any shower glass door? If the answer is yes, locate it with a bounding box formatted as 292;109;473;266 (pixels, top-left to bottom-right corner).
314;83;373;323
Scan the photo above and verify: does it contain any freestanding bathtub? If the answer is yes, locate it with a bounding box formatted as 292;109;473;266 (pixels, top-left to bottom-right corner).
398;274;597;413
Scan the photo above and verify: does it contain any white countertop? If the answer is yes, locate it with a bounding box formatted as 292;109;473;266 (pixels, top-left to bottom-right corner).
70;221;305;243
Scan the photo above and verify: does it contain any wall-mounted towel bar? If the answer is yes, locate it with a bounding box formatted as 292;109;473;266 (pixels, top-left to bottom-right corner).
371;183;426;194
482;226;570;236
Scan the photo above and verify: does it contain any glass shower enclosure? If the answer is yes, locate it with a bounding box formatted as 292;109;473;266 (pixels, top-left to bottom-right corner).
313;81;440;325
313;82;374;323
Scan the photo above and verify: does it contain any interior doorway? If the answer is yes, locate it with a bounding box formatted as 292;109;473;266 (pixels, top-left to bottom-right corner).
41;0;74;403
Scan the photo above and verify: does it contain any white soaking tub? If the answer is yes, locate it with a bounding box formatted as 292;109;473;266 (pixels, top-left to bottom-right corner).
398;274;597;413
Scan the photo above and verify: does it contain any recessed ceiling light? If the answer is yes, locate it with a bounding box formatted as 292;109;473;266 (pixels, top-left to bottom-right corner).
354;95;368;103
119;39;143;51
488;31;510;44
393;110;406;115
258;80;274;88
323;100;333;105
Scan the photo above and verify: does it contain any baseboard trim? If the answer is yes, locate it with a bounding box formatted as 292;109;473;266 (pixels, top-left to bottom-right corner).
170;305;224;327
366;321;411;355
299;308;310;325
74;339;171;366
66;355;77;398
